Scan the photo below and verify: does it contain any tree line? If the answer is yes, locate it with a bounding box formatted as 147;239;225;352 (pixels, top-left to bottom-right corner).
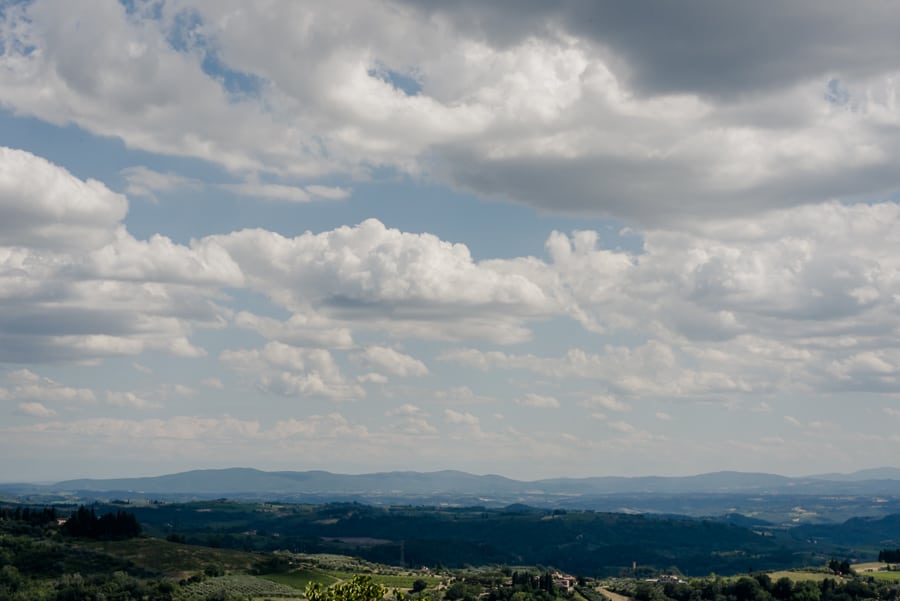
617;572;900;601
880;549;900;563
0;506;57;526
60;506;142;540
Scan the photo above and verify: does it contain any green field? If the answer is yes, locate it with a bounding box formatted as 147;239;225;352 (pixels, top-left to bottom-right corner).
765;571;835;583
180;574;303;599
864;571;900;581
261;569;340;590
850;563;900;581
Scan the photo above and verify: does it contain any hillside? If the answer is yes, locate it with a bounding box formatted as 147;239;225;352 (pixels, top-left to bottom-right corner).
125;500;815;577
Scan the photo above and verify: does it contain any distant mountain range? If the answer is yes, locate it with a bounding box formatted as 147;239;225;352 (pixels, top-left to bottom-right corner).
6;467;900;524
4;466;900;500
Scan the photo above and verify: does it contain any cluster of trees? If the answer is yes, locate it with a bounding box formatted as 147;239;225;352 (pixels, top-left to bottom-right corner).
441;571;573;601
880;549;900;563
0;507;57;526
621;572;899;601
1;565;178;601
61;506;141;540
826;560;854;576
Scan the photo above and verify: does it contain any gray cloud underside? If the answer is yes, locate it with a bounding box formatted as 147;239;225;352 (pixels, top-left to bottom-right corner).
401;0;900;97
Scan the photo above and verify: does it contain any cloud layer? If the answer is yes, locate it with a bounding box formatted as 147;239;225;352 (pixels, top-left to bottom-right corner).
3;1;900;224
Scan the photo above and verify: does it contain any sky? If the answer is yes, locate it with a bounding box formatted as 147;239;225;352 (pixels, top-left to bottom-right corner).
2;0;900;483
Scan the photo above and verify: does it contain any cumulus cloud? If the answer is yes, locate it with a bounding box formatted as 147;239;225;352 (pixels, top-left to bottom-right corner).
105;391;161;410
121;166;199;201
607;420;637;434
440;342;755;400
431;202;900;399
220;341;364;401
358;373;390;384
433;386;494;405
233;311;354;349
220;181;351;203
581;395;629;412
0;147;236;363
386;403;424;417
214;219;552;343
269;413;369;439
357;346;429;377
0;146;127;251
385;404;436;434
16;402;57;417
444;409;480;427
515;393;560;409
0;369;96;405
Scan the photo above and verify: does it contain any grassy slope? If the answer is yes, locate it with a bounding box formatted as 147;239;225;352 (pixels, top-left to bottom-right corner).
81;537;261;576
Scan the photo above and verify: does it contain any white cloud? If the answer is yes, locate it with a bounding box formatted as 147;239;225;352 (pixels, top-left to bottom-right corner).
214;219;552;343
607;420;637;434
220;181;351;203
515;393;560;409
385;405;437;435
0;148;238;363
393;417;438;435
0;146;126;251
433;386;494;405
83;229;244;287
269;413;368;439
444;409;479;427
16;402;56;417
357;346;429;377
358;372;390;384
1;369;96;405
221;341;364;401
582;394;630;412
386;403;425;417
120;166;199;201
440;343;752;400
233;311;354;350
105;391;160;410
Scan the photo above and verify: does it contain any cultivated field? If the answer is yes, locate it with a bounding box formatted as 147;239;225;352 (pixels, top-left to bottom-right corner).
765;571;835;583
